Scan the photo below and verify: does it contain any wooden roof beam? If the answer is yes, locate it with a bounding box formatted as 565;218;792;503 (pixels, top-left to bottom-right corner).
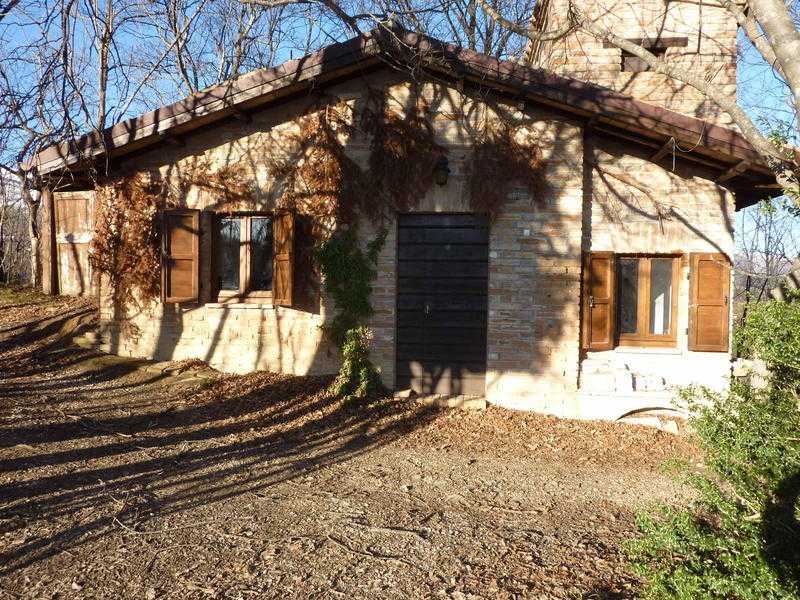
157;132;185;147
230;107;252;123
716;159;751;183
650;138;673;162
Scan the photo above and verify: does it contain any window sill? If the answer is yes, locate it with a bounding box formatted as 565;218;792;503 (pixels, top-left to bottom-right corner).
611;346;683;355
206;302;275;310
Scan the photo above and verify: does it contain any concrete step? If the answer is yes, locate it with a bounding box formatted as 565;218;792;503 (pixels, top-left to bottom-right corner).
580;358;613;374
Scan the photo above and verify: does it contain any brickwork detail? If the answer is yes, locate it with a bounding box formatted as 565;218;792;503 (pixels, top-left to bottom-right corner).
527;0;738;127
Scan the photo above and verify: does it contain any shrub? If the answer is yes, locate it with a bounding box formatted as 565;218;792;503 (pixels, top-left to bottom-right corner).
735;297;800;384
315;228;387;401
628;301;800;599
331;326;385;401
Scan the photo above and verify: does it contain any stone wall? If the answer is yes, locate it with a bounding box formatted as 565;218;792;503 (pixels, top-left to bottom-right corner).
99;293;337;375
527;0;738;127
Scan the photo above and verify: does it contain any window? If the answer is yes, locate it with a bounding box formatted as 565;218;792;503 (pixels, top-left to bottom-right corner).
214;214;274;301
621;48;665;72
582;251;730;353
616;256;679;346
606;37;689;73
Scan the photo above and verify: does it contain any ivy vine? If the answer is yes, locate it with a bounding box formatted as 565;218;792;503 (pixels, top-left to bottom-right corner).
315;227;387;400
468;120;547;219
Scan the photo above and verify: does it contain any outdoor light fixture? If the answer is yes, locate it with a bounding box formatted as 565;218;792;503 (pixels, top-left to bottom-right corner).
433;156;450;186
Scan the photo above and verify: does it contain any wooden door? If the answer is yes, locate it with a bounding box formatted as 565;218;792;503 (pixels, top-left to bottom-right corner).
396;213;489;396
55;192;95;296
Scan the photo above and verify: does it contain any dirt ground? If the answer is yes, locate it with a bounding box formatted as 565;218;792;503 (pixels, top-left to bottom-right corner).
0;289;699;599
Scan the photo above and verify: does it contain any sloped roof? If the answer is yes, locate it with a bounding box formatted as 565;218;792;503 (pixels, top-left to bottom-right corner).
29;27;778;209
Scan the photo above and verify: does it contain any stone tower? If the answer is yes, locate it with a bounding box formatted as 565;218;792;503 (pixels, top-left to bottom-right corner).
524;0;738;127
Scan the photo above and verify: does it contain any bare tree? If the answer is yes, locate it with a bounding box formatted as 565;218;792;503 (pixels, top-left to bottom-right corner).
735;200;800;320
0;0;302;289
241;0;537;59
0;174;31;284
141;0;296;95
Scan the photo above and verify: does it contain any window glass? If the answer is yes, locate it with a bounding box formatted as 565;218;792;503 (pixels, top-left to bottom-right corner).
618;258;639;334
250;217;273;291
216;218;240;291
649;258;673;335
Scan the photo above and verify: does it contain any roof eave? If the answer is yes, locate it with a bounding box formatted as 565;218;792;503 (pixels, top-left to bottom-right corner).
29;28;779;212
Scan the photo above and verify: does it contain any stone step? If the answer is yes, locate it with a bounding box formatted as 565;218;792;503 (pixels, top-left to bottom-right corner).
579;369;635;394
580;358;613;374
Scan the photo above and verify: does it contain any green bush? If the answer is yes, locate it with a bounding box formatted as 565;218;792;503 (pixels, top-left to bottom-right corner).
735;297;800;383
331;326;385;401
628;301;800;599
314;228;385;348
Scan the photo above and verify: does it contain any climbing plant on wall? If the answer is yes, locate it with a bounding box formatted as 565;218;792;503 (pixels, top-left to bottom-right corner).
90;173;170;315
92;86;549;399
468;120;548;220
90;161;258;322
314;228;387;400
362;92;447;213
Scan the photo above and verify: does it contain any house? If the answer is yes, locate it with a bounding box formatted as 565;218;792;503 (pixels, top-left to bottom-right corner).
29;3;778;420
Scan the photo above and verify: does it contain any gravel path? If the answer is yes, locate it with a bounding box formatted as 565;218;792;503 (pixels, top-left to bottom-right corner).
0;290;697;599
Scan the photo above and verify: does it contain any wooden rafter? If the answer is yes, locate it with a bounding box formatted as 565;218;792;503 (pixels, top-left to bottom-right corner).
650;138;673;162
716;159;751;183
230;107;252;123
157;132;185;147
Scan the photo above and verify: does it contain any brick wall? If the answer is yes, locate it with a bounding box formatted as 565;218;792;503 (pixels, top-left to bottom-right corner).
85;68;736;419
575;133;736;419
527;0;738;127
363;82;585;412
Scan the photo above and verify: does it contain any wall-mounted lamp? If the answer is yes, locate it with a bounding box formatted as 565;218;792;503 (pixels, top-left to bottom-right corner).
433;156;450;186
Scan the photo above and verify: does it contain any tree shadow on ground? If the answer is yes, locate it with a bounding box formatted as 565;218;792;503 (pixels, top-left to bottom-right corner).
0;300;440;576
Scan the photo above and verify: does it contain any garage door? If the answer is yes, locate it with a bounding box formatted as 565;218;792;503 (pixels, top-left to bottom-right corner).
396;213;488;396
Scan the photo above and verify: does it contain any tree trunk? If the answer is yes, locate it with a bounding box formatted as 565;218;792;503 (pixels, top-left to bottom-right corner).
749;0;800;128
22;182;40;289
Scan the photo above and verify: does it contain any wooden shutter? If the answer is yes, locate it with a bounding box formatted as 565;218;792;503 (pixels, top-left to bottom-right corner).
581;252;616;351
689;253;731;352
162;209;200;303
272;212;294;306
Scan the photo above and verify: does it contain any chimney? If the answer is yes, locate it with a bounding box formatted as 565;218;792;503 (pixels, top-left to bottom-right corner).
524;0;738;127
